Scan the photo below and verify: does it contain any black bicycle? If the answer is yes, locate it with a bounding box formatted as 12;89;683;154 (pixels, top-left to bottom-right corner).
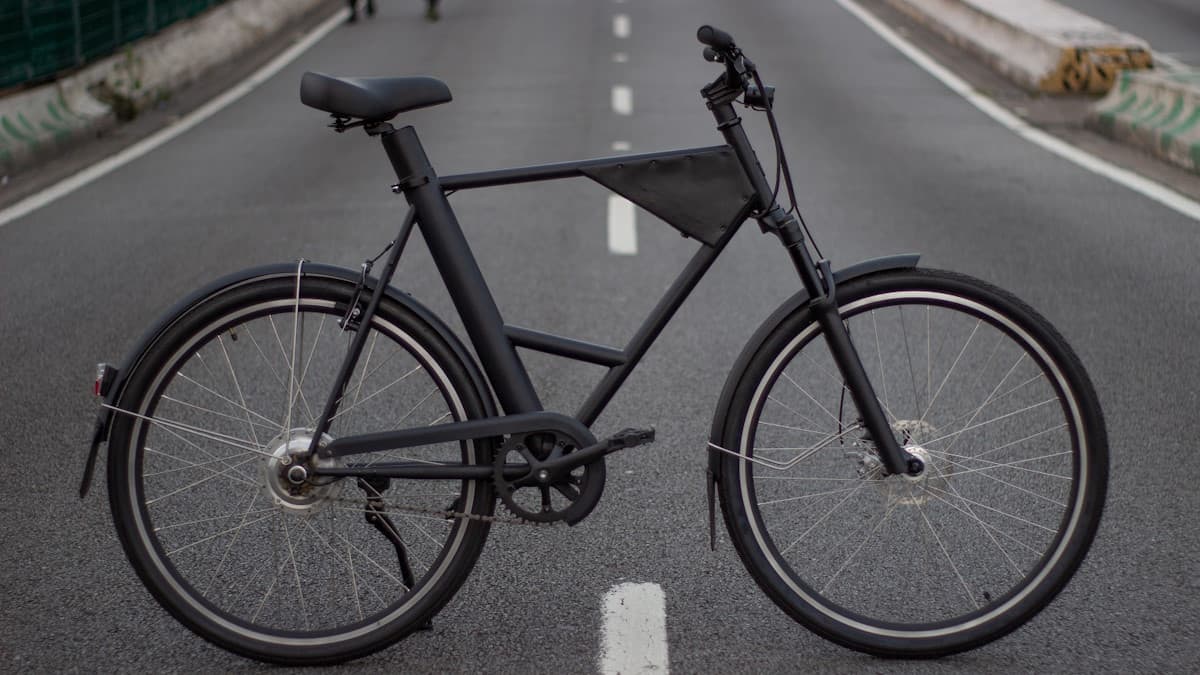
81;26;1107;665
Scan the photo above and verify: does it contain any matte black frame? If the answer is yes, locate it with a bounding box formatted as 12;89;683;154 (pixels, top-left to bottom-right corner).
315;78;913;477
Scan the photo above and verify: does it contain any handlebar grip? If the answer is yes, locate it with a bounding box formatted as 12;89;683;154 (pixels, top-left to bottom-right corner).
697;25;735;50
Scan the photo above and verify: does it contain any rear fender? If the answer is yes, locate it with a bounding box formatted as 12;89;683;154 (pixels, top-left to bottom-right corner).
80;262;493;497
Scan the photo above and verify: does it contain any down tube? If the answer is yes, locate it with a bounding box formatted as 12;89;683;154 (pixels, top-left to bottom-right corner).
576;215;748;427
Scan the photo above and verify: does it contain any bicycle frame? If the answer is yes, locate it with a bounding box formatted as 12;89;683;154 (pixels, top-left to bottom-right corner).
309;87;916;478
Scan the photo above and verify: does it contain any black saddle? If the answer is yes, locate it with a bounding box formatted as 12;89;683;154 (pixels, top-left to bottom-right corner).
300;71;451;122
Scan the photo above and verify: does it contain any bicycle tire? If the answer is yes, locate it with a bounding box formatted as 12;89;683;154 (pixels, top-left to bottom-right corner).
107;274;495;665
716;268;1107;657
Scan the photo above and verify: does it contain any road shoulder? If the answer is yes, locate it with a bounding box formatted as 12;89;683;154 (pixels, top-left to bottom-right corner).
857;0;1200;203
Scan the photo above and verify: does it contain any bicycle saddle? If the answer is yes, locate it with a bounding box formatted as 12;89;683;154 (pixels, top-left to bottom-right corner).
300;71;451;121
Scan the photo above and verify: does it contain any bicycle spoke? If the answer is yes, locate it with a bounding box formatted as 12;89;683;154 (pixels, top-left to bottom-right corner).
144;447;259;486
921;318;981;423
159;394;280;437
934;449;1072;480
924;484;1057;534
899;305;922;420
819;501;900;594
217;334;265;449
781;371;843;426
758;484;874;506
917;501;978;610
165;512;276;557
174;372;281;432
329;364;423;424
146;455;260;505
779;480;869;555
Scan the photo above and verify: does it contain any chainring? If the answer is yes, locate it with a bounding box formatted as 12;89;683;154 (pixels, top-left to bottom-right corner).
493;431;605;524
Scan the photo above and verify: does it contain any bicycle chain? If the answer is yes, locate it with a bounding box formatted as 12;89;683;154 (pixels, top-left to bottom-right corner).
328;493;560;527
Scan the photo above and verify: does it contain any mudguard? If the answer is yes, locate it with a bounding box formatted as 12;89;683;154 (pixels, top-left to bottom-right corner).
80;262;495;497
706;254;920;483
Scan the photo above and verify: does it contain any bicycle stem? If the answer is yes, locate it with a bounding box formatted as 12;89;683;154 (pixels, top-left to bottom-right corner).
706;94;917;476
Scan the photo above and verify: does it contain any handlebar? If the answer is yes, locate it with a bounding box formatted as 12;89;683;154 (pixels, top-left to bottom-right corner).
696;24;772;108
696;25;735;51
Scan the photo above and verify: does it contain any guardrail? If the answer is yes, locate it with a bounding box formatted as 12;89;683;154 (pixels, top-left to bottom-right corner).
0;1;228;90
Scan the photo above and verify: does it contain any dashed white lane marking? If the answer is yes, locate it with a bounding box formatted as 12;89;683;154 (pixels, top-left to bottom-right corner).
0;8;350;230
612;141;631;151
836;0;1200;224
613;52;629;63
612;85;633;115
613;14;631;39
607;195;637;255
599;582;669;674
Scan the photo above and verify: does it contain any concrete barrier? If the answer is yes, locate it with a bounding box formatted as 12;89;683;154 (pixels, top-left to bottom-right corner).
0;0;336;175
1088;70;1200;175
886;0;1153;94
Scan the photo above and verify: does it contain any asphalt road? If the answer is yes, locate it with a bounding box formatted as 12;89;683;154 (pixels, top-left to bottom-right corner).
2;0;1199;672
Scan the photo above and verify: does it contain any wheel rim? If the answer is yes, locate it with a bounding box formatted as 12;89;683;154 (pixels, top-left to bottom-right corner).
738;289;1090;638
124;295;481;646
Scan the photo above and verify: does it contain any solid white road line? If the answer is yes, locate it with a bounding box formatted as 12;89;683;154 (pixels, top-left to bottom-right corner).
614;14;631;39
599;582;669;674
612;85;633;115
607;195;637;255
0;8;349;230
612;141;632;151
836;0;1200;224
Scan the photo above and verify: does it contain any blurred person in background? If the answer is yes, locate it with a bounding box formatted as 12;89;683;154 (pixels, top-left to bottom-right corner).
348;0;441;22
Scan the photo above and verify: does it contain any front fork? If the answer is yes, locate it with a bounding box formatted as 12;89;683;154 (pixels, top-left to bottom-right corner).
766;207;920;477
708;92;918;477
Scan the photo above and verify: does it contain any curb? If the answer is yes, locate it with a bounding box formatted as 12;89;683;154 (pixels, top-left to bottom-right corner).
0;0;337;176
885;0;1153;94
1088;70;1200;175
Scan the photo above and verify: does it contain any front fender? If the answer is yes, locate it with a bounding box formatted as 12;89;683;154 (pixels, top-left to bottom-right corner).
706;254;920;482
80;262;493;497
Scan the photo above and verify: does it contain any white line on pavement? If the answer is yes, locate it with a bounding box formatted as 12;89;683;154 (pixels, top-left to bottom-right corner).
612;141;631;152
612;85;633;115
0;8;349;230
613;52;629;63
599;582;669;674
836;0;1200;224
614;14;631;39
607;195;637;255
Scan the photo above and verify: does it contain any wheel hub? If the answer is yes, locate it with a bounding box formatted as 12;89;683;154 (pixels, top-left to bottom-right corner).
262;429;341;512
854;420;948;506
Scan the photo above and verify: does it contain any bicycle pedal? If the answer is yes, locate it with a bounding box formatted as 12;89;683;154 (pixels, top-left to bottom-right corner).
606;427;655;452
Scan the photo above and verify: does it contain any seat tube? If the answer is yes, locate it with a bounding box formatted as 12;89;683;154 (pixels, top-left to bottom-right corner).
381;125;542;414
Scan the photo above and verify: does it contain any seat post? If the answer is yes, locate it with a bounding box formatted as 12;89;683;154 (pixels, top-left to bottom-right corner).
380;126;544;414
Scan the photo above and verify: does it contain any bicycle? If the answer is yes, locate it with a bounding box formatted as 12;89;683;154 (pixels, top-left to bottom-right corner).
80;25;1108;665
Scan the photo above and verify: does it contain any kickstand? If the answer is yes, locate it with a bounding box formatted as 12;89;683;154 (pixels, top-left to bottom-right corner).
361;487;435;630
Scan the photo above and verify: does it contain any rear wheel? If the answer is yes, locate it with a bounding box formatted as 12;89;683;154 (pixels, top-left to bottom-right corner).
107;275;495;665
717;269;1107;656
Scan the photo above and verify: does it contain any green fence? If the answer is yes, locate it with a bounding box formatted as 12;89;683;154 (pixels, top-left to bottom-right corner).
0;1;228;90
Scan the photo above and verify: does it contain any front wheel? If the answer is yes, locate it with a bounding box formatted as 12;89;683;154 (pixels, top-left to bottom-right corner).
106;274;496;665
717;268;1107;657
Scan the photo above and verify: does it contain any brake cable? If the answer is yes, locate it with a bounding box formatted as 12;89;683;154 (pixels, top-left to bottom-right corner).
748;64;825;261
